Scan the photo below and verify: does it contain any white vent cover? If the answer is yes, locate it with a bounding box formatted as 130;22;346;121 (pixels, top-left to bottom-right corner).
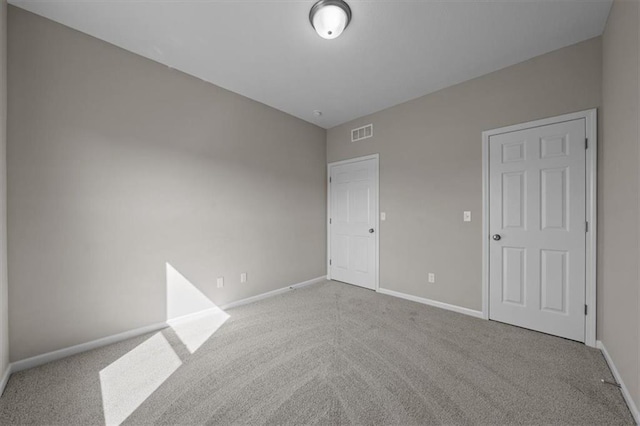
351;124;373;142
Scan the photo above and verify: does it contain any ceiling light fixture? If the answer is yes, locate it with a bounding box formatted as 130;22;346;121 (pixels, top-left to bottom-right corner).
309;0;352;40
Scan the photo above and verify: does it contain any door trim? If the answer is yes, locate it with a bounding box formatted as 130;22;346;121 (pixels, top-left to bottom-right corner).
327;154;380;291
481;109;597;347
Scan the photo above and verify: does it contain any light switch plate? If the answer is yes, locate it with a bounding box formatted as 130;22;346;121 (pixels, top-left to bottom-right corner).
381;212;386;221
240;272;247;283
463;211;471;222
217;277;224;288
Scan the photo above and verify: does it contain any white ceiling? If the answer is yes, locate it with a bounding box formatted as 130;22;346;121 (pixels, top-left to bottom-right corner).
10;0;612;129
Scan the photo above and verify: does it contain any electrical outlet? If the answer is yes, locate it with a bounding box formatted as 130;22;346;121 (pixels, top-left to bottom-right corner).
428;273;435;283
217;277;224;288
463;211;471;222
240;272;247;283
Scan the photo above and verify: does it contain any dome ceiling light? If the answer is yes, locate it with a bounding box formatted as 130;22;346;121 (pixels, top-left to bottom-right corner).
309;0;352;40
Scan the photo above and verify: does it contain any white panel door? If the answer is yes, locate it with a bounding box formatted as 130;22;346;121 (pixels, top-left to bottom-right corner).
329;157;377;290
489;119;586;342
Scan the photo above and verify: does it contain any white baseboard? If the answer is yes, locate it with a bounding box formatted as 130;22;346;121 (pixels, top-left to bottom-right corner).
597;340;640;424
377;287;484;319
221;275;326;310
5;275;327;381
11;321;168;374
167;306;224;326
0;364;11;397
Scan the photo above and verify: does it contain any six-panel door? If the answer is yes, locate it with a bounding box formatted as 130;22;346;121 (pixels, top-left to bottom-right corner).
489;119;586;342
329;158;377;290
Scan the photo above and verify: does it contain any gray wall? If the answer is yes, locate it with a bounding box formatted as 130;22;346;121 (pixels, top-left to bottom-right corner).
600;0;639;409
0;0;8;378
7;7;326;362
327;37;602;311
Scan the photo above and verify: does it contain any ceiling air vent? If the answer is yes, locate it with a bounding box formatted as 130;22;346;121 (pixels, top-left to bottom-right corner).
351;124;373;142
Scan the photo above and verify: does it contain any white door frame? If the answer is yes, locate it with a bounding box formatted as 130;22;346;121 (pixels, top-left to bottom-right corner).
327;154;380;291
482;109;597;347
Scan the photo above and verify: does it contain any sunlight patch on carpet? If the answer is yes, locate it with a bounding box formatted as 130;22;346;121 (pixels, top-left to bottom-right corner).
168;307;229;353
99;333;181;426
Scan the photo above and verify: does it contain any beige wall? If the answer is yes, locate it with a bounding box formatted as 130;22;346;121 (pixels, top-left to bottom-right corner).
7;7;326;361
0;0;8;378
327;37;602;311
600;0;640;409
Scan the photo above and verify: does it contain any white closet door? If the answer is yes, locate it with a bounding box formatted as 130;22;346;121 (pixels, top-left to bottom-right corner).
489;119;586;342
330;158;377;290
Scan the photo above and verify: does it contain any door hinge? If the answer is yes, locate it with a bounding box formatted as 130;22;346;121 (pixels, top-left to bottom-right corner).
586;221;589;232
329;218;332;224
585;304;588;315
585;138;588;150
329;259;332;265
329;177;332;183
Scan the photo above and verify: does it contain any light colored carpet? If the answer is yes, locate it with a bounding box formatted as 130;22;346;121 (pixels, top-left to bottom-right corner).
0;280;634;425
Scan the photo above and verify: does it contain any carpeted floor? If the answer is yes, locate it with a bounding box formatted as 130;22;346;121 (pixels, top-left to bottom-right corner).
0;280;634;425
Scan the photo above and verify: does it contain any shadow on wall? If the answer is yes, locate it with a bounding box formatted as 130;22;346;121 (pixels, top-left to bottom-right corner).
99;262;229;425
